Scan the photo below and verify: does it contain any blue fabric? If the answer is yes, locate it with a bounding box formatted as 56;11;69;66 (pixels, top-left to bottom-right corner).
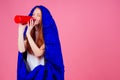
17;5;64;80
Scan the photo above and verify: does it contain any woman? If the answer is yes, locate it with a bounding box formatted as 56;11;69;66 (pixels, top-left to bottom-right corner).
17;5;64;80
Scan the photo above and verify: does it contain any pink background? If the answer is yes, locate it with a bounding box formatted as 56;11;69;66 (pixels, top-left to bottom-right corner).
0;0;120;80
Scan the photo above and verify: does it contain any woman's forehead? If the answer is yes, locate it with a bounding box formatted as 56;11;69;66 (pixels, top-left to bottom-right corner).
33;8;42;14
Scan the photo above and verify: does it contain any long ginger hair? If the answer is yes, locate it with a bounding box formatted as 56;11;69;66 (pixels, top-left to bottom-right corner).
25;20;44;54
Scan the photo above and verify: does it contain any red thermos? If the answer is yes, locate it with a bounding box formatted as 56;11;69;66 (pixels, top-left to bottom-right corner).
14;15;33;24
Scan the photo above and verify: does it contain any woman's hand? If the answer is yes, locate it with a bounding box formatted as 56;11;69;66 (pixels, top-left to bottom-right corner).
26;19;36;36
18;24;27;34
19;24;26;32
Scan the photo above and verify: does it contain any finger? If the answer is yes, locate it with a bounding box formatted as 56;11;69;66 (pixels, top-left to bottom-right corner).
29;19;32;26
32;19;34;26
30;19;31;24
28;20;30;27
33;19;35;26
33;20;37;26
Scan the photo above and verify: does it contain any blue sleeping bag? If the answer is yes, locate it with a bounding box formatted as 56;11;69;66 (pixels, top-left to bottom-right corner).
17;5;64;80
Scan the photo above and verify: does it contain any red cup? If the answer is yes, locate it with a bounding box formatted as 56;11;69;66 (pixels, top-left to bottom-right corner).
14;15;34;25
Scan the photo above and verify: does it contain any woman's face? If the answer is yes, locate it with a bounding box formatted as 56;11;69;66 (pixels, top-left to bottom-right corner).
32;8;42;25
